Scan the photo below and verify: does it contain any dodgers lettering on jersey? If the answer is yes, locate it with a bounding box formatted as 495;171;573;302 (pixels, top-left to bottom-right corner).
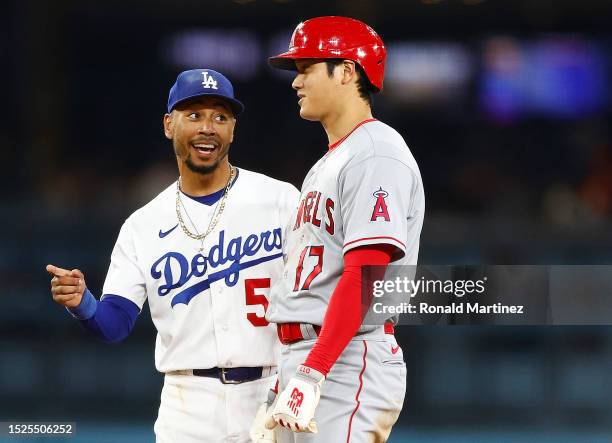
151;228;283;306
267;119;425;325
102;169;299;373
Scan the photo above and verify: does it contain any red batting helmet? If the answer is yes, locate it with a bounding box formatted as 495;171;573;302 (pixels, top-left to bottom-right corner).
269;16;387;92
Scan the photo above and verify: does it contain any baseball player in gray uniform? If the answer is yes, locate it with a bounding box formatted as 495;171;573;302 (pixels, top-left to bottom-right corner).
251;16;425;443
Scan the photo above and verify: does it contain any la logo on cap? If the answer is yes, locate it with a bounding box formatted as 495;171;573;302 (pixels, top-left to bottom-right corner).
201;71;218;90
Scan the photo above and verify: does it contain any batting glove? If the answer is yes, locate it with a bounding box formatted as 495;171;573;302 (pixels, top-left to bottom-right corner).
250;388;278;443
265;365;325;433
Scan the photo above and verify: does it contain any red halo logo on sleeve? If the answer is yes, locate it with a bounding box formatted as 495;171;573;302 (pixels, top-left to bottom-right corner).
370;187;390;222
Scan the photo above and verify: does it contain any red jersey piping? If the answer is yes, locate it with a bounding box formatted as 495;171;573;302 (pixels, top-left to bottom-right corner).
328;118;377;151
346;340;368;442
344;235;406;249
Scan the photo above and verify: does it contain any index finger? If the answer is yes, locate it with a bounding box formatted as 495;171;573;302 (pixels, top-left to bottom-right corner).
46;264;71;277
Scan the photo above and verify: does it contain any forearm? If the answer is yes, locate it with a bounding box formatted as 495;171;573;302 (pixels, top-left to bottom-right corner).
67;289;140;343
304;245;393;375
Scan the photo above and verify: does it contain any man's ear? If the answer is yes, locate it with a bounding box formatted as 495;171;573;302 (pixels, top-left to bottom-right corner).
341;60;357;86
163;113;174;140
230;117;236;143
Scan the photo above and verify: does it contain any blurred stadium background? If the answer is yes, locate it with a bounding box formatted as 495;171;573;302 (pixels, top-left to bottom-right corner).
1;0;612;441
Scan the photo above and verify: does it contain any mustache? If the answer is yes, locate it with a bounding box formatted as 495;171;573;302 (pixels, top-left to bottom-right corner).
190;137;221;147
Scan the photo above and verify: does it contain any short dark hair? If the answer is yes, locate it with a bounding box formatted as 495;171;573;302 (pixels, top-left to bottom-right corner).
325;59;375;106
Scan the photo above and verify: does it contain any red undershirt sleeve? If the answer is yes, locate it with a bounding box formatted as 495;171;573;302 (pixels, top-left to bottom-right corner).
303;244;394;376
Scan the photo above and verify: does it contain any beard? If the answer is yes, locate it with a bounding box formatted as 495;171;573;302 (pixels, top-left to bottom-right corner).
185;152;227;174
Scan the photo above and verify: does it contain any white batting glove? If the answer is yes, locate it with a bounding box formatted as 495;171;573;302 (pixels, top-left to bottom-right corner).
250;388;278;443
265;365;325;433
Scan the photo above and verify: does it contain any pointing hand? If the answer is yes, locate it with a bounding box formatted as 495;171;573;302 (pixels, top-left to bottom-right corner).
46;264;86;309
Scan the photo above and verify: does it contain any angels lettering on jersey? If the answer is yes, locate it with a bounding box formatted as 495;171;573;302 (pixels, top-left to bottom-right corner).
293;191;335;235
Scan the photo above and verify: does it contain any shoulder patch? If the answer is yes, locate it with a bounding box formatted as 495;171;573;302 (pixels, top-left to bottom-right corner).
371;187;390;222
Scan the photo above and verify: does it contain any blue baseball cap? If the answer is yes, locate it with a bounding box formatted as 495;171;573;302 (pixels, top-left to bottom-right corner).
167;69;245;115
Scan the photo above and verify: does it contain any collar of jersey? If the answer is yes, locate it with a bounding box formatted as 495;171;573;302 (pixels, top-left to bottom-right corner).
328;118;378;151
181;168;240;206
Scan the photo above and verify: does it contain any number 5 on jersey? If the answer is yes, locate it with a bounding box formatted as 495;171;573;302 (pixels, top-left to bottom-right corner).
245;278;271;327
293;245;324;291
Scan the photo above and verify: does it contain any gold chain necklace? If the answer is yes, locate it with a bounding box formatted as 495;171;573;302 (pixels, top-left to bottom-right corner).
175;164;235;248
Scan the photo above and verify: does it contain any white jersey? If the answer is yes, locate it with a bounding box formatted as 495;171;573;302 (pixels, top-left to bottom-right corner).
102;168;299;373
267;119;425;325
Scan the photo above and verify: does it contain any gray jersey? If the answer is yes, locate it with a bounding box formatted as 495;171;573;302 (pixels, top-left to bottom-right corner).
268;119;425;325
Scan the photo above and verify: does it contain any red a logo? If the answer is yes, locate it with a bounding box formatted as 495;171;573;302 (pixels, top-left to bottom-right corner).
288;388;304;415
371;187;390;221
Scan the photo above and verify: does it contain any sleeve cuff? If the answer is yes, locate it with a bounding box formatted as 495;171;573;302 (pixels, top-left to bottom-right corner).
296;364;325;384
342;235;406;256
66;288;98;320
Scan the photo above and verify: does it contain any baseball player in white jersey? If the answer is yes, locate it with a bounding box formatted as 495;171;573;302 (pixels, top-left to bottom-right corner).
253;16;425;442
46;69;299;443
